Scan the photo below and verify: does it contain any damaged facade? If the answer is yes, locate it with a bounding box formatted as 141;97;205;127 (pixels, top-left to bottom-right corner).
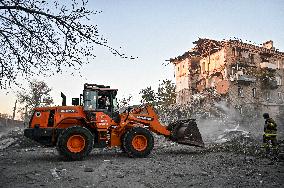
170;38;284;119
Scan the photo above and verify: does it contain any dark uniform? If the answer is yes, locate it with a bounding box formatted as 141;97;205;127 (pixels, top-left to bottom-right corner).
263;113;278;152
98;95;107;109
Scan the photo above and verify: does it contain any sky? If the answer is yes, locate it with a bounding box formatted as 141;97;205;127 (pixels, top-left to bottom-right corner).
1;0;284;118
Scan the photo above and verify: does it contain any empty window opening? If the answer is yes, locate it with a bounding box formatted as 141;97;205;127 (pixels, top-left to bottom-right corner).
249;53;254;63
276;76;282;86
266;91;271;101
239;106;243;114
238;86;243;97
252;88;256;98
232;48;236;56
278;92;282;100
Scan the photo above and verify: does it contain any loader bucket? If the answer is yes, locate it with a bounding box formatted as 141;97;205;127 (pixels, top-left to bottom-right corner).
167;119;204;147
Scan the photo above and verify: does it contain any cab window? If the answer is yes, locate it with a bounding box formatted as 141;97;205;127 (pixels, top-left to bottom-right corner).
83;90;98;111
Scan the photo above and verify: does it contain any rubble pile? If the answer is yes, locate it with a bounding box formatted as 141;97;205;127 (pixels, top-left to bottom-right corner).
155;97;276;158
205;130;262;156
0;127;39;150
153;133;177;148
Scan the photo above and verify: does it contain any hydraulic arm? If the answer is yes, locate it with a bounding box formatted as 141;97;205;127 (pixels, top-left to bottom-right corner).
122;105;204;147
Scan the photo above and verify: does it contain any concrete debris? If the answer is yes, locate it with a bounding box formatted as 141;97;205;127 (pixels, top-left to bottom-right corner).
44;149;55;153
50;168;66;180
116;172;125;178
24;148;36;152
0;125;283;187
215;126;250;143
84;168;94;172
0;138;16;150
0;126;40;150
50;168;60;180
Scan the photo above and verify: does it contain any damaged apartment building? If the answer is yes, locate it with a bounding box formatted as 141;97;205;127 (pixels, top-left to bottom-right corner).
170;38;284;120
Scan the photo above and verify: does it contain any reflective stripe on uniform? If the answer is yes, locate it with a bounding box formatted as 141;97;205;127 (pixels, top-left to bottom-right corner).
264;134;277;136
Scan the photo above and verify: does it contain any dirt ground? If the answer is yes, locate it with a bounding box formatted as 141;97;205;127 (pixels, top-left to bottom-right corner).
0;128;284;188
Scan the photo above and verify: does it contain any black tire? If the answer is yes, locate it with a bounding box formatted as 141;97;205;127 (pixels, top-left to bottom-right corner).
120;133;126;153
57;126;94;160
123;127;154;158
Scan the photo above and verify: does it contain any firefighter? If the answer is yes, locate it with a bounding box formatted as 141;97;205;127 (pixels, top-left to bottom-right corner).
262;113;278;155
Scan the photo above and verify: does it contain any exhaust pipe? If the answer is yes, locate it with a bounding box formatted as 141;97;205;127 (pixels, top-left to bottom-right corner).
61;92;66;106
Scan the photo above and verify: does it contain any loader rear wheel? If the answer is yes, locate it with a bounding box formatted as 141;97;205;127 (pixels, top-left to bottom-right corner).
67;135;86;153
123;127;154;158
57;126;94;160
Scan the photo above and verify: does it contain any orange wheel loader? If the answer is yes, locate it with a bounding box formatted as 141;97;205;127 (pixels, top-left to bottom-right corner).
24;83;204;160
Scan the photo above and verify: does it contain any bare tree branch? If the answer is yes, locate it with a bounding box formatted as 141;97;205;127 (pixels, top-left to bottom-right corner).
0;0;133;89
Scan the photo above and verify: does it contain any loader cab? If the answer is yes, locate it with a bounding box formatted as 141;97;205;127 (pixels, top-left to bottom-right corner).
83;83;118;116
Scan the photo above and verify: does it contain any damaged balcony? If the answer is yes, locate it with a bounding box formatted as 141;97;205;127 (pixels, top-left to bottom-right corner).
230;72;256;85
236;56;256;67
260;62;277;69
230;63;256;84
261;77;278;90
235;73;256;83
258;67;279;89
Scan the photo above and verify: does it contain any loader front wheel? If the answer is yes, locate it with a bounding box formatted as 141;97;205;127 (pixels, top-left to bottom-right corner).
57;126;94;160
120;133;126;153
123;127;154;158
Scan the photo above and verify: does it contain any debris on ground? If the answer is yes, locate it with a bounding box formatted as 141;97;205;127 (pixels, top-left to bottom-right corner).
84;168;94;172
0;126;40;150
50;168;67;180
50;168;61;180
0;138;16;150
0;123;283;187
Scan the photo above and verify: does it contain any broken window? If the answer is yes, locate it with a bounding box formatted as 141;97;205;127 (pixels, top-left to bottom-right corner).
237;48;241;57
278;92;282;100
260;55;269;63
235;105;243;114
239;106;243;114
238;86;243;97
276;76;282;86
232;47;235;56
249;53;254;64
224;68;227;78
252;88;256;98
266;91;271;101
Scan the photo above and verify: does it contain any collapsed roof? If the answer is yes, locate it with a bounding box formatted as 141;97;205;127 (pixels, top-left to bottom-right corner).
170;38;284;63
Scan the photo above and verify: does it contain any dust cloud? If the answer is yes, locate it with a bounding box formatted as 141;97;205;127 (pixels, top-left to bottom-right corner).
192;101;264;144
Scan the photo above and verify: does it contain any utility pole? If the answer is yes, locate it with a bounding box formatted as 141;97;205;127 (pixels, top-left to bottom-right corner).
12;100;17;120
24;105;28;125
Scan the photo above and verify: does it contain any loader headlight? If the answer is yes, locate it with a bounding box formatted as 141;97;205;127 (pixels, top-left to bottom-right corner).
36;112;41;117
